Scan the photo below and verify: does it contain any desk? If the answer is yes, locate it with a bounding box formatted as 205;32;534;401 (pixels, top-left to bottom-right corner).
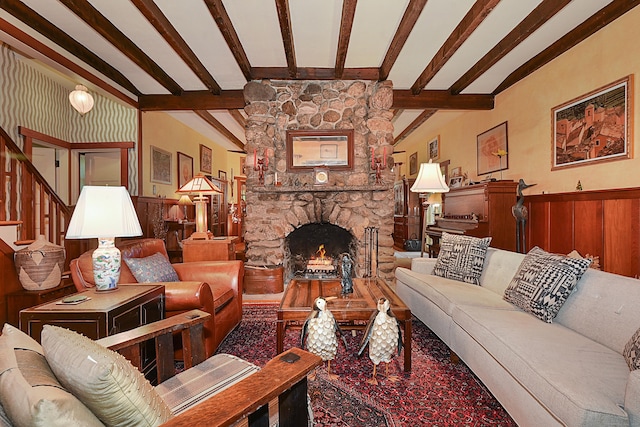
182;236;239;262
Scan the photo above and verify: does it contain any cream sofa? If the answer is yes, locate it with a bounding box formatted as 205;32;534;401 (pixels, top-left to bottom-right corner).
395;247;640;427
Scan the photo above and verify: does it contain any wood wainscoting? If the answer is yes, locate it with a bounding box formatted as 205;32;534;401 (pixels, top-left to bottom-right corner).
524;187;640;278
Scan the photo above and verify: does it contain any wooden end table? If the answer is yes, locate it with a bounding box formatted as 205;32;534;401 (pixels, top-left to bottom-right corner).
19;284;165;342
277;278;412;372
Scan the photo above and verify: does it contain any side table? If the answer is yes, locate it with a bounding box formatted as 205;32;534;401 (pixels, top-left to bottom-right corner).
6;281;76;327
19;284;165;342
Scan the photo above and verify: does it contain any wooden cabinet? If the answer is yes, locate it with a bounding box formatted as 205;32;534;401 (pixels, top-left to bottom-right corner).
393;178;421;248
209;177;227;237
6;281;76;327
182;236;239;262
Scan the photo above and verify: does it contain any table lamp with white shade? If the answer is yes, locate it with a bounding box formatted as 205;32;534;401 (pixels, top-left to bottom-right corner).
410;160;450;257
177;174;222;240
65;186;143;291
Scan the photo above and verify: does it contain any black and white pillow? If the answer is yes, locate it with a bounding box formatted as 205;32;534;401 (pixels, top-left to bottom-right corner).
432;232;492;285
624;327;640;371
503;246;591;323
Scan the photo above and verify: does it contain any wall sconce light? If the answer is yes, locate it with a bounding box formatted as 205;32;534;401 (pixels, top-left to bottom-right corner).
69;85;94;115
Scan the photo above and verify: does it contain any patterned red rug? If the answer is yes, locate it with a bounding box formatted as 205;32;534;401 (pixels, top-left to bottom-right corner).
216;304;516;427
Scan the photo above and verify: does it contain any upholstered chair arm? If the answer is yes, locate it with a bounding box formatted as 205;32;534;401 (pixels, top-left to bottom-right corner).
172;260;244;296
163;281;214;312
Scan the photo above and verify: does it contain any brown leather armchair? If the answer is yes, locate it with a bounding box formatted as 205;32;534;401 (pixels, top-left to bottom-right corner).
69;238;243;357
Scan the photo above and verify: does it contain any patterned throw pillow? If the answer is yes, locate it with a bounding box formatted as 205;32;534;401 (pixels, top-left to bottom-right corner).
503;246;591;323
41;325;172;426
624;327;640;371
124;252;179;283
432;232;492;285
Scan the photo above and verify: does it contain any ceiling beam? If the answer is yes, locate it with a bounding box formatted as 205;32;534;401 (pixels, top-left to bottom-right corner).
410;0;500;94
495;0;640;95
0;17;137;107
0;0;140;96
252;67;379;80
138;90;245;110
393;90;494;109
394;109;438;144
194;110;245;151
58;0;183;96
132;0;221;94
275;0;296;78
334;0;357;79
379;0;428;81
229;110;247;129
204;0;252;81
450;0;571;95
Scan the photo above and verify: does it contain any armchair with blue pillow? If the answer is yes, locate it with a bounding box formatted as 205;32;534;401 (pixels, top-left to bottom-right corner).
69;238;243;357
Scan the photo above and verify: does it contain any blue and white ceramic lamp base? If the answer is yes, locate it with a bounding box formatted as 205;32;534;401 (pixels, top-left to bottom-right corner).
92;237;121;291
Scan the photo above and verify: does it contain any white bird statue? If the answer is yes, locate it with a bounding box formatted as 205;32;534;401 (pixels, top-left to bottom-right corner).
301;296;347;379
358;297;403;385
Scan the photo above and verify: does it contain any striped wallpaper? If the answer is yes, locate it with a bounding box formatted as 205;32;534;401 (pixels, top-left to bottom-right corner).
0;43;139;194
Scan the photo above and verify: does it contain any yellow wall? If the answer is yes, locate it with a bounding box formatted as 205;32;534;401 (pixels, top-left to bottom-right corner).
395;7;640;195
141;111;243;198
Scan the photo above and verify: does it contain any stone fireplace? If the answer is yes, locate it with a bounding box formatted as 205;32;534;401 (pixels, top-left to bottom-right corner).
242;79;395;282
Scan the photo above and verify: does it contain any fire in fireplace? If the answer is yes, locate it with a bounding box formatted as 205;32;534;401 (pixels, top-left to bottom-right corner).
285;223;355;280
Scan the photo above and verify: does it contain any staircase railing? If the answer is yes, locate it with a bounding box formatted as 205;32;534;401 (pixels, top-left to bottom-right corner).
0;126;71;246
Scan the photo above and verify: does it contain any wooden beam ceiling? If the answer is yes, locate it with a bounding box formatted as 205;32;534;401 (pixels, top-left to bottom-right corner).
334;0;357;79
275;0;296;78
58;0;183;95
132;0;221;94
410;0;500;94
194;110;245;151
450;0;571;95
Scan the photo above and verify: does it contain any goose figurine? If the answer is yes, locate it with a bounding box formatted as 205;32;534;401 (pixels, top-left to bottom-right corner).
358;297;403;384
301;296;347;379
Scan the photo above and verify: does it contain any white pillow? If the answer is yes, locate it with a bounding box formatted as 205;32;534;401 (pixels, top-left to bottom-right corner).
41;325;172;427
0;325;102;427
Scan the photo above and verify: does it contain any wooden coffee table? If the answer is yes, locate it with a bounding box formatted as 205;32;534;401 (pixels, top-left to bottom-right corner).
277;278;412;372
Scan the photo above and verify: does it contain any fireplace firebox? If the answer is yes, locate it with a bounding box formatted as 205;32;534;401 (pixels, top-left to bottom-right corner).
285;223;355;280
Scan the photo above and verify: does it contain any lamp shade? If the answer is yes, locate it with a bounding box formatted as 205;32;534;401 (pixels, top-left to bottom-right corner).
66;186;142;239
410;161;450;194
177;174;222;195
178;195;193;206
69;85;94;115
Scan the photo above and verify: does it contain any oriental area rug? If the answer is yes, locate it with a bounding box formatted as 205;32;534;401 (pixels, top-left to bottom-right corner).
216;304;516;427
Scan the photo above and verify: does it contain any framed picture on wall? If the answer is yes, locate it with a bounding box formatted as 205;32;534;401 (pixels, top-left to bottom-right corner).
409;152;418;175
200;144;212;174
428;135;440;160
177;152;193;189
151;146;171;185
552;75;632;170
477;121;508;176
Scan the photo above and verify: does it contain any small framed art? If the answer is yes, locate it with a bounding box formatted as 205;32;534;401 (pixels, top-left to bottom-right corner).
477;121;508;176
177;152;194;189
151;146;171;185
200;144;212;174
409;152;418;175
428;135;440;160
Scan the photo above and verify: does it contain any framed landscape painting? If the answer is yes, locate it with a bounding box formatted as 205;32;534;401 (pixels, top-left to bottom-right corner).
552;75;632;170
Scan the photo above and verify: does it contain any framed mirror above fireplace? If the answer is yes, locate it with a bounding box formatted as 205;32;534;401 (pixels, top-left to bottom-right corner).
286;129;354;171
